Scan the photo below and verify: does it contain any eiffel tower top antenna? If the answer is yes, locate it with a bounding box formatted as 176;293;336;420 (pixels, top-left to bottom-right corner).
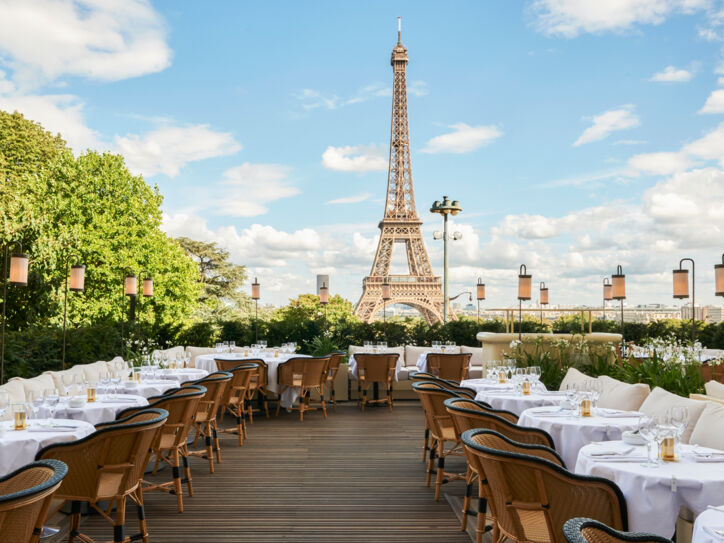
397;16;401;43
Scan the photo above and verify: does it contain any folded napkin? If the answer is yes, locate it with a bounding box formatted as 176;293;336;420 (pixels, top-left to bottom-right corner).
588;444;635;456
595;409;641;418
483;390;514;395
537;391;566;396
28;425;78;433
588;455;649;462
688;453;724;463
100;398;139;404
533;410;571;418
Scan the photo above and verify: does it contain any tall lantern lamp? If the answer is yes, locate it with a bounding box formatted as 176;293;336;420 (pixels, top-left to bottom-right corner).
476;277;485;324
602;278;612;320
673;258;696;343
612;265;626;342
539;282;549;324
251;277;260;342
62;256;85;370
1;242;29;384
517;264;531;340
381;280;392;327
715;254;724;298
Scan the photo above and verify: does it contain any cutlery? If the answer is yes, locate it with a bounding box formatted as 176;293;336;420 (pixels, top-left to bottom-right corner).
707;506;724;513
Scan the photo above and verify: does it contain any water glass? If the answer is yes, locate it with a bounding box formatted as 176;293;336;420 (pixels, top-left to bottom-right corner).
638;416;660;468
44;389;59;420
13;403;27;430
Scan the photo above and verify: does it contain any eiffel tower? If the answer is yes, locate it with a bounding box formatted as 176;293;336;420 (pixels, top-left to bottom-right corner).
354;19;450;325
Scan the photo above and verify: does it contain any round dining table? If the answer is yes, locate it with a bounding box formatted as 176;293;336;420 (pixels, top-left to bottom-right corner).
53;394;149;425
518;406;642;468
576;442;724;538
471;387;560;416
693;506;724;543
0;418;95;476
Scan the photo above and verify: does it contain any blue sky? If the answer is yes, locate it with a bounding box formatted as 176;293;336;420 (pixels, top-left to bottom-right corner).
1;0;724;310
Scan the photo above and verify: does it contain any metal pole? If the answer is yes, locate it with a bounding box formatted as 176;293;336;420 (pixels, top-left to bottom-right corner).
443;212;449;323
477;299;480;324
518;299;522;341
1;246;8;385
62;261;69;370
620;299;624;341
692;261;696;344
255;299;259;342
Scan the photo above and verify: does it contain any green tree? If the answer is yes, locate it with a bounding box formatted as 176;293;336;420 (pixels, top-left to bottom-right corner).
176;237;251;320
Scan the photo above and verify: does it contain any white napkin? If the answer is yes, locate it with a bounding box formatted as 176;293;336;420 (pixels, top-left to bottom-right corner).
595;409;641;418
100;398;139;404
28;425;77;433
689;454;724;463
533;408;570;417
537;391;566;396
589;455;650;462
588;443;635;456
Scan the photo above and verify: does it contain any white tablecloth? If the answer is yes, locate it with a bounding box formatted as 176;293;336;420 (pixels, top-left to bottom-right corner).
156;368;207;384
0;419;94;476
100;381;177;399
348;353;404;381
519;407;641;468
694;507;724;543
474;388;563;416
54;394;149;425
576;443;724;537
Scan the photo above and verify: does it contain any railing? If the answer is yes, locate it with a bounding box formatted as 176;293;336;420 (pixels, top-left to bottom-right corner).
364;275;442;284
482;308;614;334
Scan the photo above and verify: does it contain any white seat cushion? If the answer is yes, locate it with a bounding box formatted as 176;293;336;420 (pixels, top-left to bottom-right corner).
81;361;110;382
467;366;483;379
107;356;126;371
461;346;483;368
639;387;707;443
597;375;650;411
45;367;86;393
0;380;28;404
704;380;724;400
186;346;217;367
405;346;429;367
559;367;591;391
10;374;56;400
689;402;724;450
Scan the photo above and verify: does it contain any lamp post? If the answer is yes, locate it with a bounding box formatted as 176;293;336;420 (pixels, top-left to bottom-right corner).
517;264;531;340
476;277;485;324
430;195;463;323
62;256;85;370
1;242;29;384
716;254;724;298
319;281;329;325
539;282;549;324
612;265;626;343
251;277;260;342
673;258;696;343
602;278;612;320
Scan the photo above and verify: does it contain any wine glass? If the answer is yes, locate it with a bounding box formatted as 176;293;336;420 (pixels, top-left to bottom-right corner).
638;416;660;468
0;390;9;423
229;341;236;351
667;406;688;443
61;374;74;396
44;389;59;423
26;391;41;422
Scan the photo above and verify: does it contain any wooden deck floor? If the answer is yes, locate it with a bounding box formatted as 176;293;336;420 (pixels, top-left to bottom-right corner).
72;402;471;542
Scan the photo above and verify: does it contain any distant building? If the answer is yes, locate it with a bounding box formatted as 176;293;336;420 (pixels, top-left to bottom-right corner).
681;304;724;323
316;275;329;295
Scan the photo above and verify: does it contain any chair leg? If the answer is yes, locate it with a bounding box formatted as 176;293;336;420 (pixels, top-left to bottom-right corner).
182;446;193;497
387;385;392;411
275;389;282;417
461;467;472;531
113;494;126;543
321;394;327;419
361;386;366;412
435;441;445;501
204;427;214;473
263;394;269;419
247;396;254;424
476;496;488;543
331;384;336;412
172;448;183;513
426;441;436;487
236;414;244;446
68;501;82;543
135;488;149;543
422;427;430;461
212;421;221;464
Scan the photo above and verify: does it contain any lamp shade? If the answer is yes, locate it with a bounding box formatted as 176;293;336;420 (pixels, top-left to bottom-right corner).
540;285;549;305
716;255;724;297
69;265;85;291
251;277;260;300
612;266;626;300
672;269;689;299
381;281;391;301
603;281;613;301
124;274;137;296
8;253;29;286
518;265;531;301
476;279;485;301
142;277;153;297
319;282;329;305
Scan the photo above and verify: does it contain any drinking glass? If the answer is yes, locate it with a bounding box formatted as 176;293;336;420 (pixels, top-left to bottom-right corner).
638;416;660;468
0;390;9;421
62;374;74;396
667;406;688;441
229;341;236;351
44;389;59;421
260;340;267;348
27;391;42;421
13;403;27;430
215;343;222;353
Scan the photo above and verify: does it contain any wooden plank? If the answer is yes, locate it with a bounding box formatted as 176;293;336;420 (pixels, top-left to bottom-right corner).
73;402;471;542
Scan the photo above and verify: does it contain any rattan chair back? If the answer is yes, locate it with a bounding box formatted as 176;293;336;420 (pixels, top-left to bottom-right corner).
0;459;68;543
355;353;398;383
326;351;346;375
220;362;259;406
36;408;168;500
462;429;627;543
183;371;233;423
427;352;472;381
444;397;554;448
563;517;672;543
409;372;476;399
412;381;464;441
215;358;248;372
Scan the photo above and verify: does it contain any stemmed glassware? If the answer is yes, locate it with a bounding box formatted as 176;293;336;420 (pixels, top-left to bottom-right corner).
638;415;661;468
27;391;41;423
44;389;59;423
0;391;9;430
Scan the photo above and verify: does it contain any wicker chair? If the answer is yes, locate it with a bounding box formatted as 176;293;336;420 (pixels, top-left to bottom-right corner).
275;356;330;421
462;428;628;543
444;397;558;539
324;351;346;411
215;358;269;422
216;362;259;445
181;371;233;473
564;518;672;543
427;352;473;381
117;385;206;513
0;459;68;543
412;381;469;501
409;372;477;461
36;408;168;543
354;353;399;412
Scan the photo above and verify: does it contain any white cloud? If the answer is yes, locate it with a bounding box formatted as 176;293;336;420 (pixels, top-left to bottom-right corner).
649;65;694;82
614;139;648;145
421;123;502;154
0;91;101;152
0;0;171;88
115;125;241;178
217;163;299;217
700;89;724;113
682;122;724;164
325;193;373;205
530;0;710;38
627;152;693;175
321;144;387;172
574;106;640;146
